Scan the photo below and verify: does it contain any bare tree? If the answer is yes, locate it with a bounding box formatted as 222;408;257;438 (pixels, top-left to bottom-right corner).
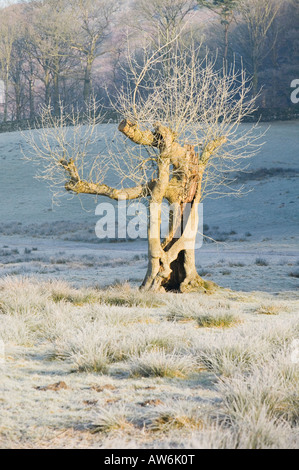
22;35;38;121
132;0;197;45
197;0;239;60
237;0;281;95
68;0;118;104
25;40;262;293
9;35;27;121
0;4;20;121
25;0;76;114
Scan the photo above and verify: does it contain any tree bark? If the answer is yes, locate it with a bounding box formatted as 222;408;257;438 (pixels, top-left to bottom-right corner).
224;22;229;61
28;62;35;120
53;70;60;116
83;59;92;103
44;70;51;107
4;65;9;122
14;82;21;121
119;120;225;293
62;119;225;293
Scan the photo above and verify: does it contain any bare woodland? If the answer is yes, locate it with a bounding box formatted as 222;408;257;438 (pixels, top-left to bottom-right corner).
0;0;298;121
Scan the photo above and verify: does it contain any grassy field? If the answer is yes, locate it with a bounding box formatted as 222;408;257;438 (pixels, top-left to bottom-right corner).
0;277;298;449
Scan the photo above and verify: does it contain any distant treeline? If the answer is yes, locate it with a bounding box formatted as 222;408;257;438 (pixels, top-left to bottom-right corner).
0;0;298;124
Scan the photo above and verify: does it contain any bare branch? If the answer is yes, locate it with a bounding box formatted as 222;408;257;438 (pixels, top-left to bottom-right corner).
118;119;156;146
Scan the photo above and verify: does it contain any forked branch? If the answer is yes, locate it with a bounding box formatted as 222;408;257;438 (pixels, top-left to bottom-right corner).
60;157;155;199
118;119;156;146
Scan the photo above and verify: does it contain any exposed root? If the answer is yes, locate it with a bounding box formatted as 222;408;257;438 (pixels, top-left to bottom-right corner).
141;271;220;294
179;275;219;294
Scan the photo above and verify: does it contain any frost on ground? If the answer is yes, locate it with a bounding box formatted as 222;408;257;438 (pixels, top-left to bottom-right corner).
0;277;298;449
0;121;298;292
0;122;298;448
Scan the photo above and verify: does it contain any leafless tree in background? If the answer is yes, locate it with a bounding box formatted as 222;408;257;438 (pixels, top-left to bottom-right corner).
0;0;297;122
197;1;239;61
132;0;197;45
0;4;19;121
25;0;76;115
68;0;118;104
237;0;281;95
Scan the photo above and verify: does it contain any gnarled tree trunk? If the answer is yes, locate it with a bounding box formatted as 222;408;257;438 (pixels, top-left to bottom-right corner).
118;120;225;293
60;119;225;293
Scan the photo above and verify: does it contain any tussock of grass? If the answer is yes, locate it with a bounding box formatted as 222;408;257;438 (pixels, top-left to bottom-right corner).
91;405;132;434
101;286;164;309
216;348;299;441
229;262;246;267
256;305;280;315
167;296;240;328
51;291;97;305
50;324;131;370
230;407;292;449
196;312;240;328
89;305;153;327
261;321;299;352
151;412;204;432
198;344;257;377
255;258;269;266
219;371;299;431
148;400;206;433
48;321;194;372
221;269;231;276
153;414;202;430
52;327;111;373
167;297;233;323
0;279;48;316
129;348;195;378
139;323;193;352
48;280;99;305
0;313;37;346
289;270;299;278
